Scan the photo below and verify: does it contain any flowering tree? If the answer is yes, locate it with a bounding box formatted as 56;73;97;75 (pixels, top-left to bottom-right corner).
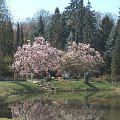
59;42;104;79
11;37;59;79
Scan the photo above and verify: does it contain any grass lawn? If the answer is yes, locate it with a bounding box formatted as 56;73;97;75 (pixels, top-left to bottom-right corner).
0;81;43;97
0;79;116;98
51;79;115;92
0;118;20;120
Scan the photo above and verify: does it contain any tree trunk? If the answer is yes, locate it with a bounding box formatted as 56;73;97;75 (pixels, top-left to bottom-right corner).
30;72;34;81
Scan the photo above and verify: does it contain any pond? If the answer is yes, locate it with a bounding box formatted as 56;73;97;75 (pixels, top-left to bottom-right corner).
0;91;120;120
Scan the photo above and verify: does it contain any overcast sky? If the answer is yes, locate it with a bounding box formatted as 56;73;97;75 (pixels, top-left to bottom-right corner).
7;0;119;21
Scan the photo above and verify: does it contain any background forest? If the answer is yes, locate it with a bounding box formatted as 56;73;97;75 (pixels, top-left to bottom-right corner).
0;0;120;81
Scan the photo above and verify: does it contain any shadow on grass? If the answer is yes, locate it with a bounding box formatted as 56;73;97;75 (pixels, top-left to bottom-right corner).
85;82;99;90
12;82;40;91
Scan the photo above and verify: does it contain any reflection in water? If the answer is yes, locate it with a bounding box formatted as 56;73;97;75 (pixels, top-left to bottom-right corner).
9;99;103;120
0;102;12;118
1;91;120;120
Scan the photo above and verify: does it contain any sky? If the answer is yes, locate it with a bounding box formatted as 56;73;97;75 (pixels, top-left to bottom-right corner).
7;0;120;21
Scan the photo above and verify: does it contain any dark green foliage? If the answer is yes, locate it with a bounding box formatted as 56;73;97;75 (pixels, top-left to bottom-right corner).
34;16;45;37
65;0;85;44
15;23;25;50
1;56;13;77
48;7;62;49
59;12;69;50
15;23;20;50
0;0;14;78
20;24;24;47
97;15;114;55
111;20;120;81
0;21;14;77
82;4;98;48
64;0;98;48
0;21;14;56
105;19;118;74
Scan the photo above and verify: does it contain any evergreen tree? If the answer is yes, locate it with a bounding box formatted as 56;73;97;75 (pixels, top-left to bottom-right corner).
111;19;120;81
49;7;61;49
15;23;25;49
20;24;24;47
0;0;12;55
75;0;85;43
105;20;118;74
58;12;69;50
65;0;85;43
0;21;14;56
34;16;45;37
82;1;98;48
97;15;114;55
15;23;20;50
0;0;13;77
5;21;14;56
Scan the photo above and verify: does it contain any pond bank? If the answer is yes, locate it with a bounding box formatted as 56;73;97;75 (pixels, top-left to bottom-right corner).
0;82;44;98
0;79;116;98
49;79;116;92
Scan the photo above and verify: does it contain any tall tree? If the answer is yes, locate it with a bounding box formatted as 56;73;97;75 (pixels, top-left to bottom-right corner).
111;19;120;81
111;8;120;79
14;23;25;50
65;0;85;43
0;0;12;55
59;12;69;50
5;21;14;56
82;1;98;49
49;7;61;49
34;16;45;37
105;21;118;74
0;21;14;56
15;23;20;50
20;24;24;47
97;15;114;55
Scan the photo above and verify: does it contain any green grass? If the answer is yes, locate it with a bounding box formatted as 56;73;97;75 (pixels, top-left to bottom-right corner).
0;81;43;97
0;118;20;120
0;79;116;98
51;79;115;92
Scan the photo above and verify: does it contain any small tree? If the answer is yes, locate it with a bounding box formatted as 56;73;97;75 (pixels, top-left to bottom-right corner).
11;37;59;80
59;42;103;81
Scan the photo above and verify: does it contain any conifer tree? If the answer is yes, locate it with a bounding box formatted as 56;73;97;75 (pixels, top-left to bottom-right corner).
50;7;61;49
59;12;69;50
97;15;114;55
15;23;20;50
0;0;12;55
111;19;120;81
105;14;119;74
65;0;85;43
34;16;45;37
15;23;25;50
111;8;120;79
5;21;14;56
82;1;98;48
20;24;24;47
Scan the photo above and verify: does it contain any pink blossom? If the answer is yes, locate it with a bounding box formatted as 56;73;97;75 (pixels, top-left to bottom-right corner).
60;42;104;77
11;37;60;78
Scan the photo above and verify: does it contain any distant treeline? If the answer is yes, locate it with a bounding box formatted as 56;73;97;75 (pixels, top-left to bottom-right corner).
0;0;120;81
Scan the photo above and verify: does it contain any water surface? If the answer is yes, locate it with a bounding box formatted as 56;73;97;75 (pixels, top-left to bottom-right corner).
0;91;120;120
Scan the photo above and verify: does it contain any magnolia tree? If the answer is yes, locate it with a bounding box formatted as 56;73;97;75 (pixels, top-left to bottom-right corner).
59;42;104;79
11;37;60;79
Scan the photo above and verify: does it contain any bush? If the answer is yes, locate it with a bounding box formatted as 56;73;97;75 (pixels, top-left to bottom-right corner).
112;75;120;82
44;76;52;81
101;75;112;82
